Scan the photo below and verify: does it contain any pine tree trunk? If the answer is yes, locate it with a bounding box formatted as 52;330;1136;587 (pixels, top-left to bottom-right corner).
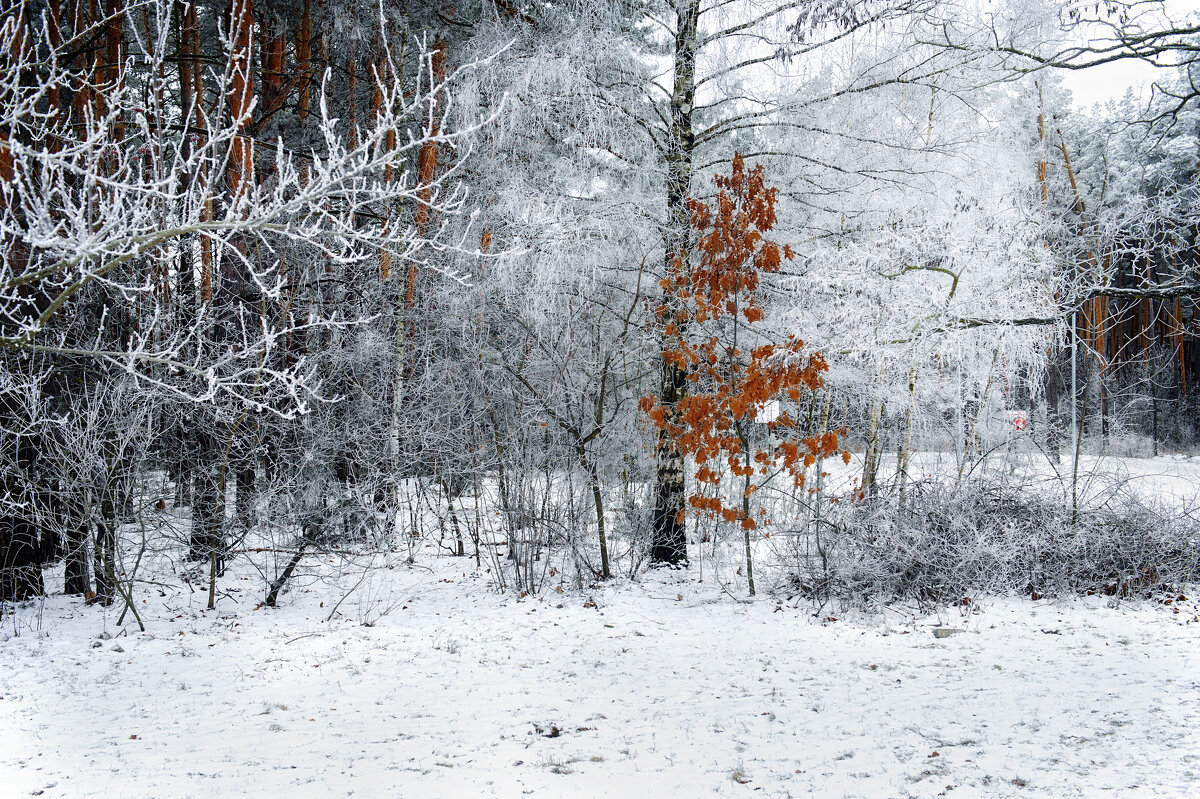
296;0;313;123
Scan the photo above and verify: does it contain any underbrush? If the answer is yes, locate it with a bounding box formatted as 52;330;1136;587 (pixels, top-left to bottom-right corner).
787;473;1200;606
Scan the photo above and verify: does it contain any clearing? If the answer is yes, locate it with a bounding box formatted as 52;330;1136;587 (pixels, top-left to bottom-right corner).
2;553;1198;798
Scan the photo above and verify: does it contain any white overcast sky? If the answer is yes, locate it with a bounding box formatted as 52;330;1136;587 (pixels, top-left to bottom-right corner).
1060;0;1198;108
1061;59;1161;107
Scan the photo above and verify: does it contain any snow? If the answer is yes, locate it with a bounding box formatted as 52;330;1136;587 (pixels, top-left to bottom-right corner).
3;555;1199;798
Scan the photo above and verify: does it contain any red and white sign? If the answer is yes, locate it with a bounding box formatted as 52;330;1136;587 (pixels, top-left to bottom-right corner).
1004;409;1028;432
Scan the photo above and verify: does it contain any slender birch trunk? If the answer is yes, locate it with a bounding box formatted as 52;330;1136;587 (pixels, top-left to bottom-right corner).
649;0;699;566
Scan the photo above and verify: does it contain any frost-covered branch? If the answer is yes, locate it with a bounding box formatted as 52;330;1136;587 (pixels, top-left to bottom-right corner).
0;0;502;414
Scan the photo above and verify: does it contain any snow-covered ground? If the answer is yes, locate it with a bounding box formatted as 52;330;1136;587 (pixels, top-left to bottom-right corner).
3;552;1199;799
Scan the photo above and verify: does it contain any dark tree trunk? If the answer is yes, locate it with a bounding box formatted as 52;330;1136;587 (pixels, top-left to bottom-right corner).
173;453;192;507
235;458;255;535
1;407;46;604
0;518;45;604
650;409;688;565
63;520;90;595
189;429;225;566
649;0;699;567
1043;345;1068;461
265;519;319;608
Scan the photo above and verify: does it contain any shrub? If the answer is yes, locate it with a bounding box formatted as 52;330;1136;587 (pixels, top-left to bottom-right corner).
788;472;1200;605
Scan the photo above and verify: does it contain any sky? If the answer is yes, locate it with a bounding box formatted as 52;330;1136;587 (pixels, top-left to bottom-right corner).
1061;59;1161;108
1060;0;1198;108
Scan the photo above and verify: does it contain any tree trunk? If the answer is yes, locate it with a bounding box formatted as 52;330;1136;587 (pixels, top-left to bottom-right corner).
742;467;755;597
226;0;254;203
650;0;699;566
63;520;90;595
265;520;319;607
896;367;917;514
189;429;224;564
861;396;884;499
93;498;116;606
235;458;255;535
0;399;45;605
1043;345;1067;462
0;516;44;604
296;0;313;123
388;36;446;530
578;447;610;579
0;6;45;609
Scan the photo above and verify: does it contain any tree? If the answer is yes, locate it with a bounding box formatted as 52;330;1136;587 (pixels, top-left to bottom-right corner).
0;0;498;609
931;0;1200;116
1045;66;1200;450
641;0;998;564
642;155;845;594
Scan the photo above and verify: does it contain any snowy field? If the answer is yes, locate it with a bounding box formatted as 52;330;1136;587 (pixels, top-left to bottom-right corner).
3;565;1199;798
3;454;1200;799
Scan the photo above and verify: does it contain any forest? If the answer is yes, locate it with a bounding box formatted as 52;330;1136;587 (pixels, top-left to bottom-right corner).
3;0;1200;795
3;0;1200;618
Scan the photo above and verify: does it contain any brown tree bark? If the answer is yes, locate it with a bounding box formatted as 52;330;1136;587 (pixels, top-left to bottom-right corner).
226;0;254;204
296;0;313;123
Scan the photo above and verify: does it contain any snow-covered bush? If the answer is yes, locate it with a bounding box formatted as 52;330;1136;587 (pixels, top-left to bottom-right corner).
788;472;1200;606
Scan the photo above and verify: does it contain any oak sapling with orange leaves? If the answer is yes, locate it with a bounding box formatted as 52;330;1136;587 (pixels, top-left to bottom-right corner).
640;154;851;595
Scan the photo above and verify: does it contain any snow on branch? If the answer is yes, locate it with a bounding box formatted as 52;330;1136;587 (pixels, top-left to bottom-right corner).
0;0;504;415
